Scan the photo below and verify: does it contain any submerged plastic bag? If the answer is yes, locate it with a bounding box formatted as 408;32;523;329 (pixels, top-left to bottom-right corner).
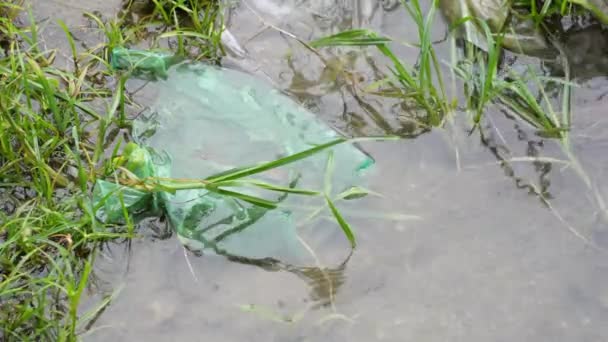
95;48;375;263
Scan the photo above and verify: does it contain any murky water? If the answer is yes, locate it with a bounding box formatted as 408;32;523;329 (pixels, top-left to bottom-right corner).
32;1;608;341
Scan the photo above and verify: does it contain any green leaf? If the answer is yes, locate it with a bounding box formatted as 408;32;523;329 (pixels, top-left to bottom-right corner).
215;179;321;196
325;195;356;248
206;186;278;209
206;138;348;182
159;30;211;40
206;136;397;183
310;29;392;48
335;186;381;200
323;151;335;195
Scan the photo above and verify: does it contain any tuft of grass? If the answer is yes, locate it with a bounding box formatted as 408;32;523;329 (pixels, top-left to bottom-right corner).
0;0;228;339
0;2;133;339
309;0;587;137
310;0;453;130
120;0;224;61
514;0;608;24
0;199;126;341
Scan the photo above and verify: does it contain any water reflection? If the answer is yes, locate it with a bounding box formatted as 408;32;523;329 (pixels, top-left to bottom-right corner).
174;214;353;308
500;20;608;80
217;249;351;308
553;23;608;80
131;196;353;308
479;116;554;200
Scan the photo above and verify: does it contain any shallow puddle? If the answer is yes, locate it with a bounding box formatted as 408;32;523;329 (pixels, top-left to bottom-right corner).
29;1;608;341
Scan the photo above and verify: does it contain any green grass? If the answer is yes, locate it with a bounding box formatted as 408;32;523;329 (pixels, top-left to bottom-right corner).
309;0;591;134
1;4;127;340
445;2;594;190
514;0;608;24
0;0;226;340
0;199;124;341
310;0;453;128
120;0;224;61
310;1;455;130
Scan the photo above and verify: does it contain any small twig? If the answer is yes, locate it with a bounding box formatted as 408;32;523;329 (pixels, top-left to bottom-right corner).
183;245;199;283
241;0;329;67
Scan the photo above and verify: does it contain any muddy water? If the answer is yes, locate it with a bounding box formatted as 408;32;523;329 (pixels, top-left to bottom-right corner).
32;1;608;341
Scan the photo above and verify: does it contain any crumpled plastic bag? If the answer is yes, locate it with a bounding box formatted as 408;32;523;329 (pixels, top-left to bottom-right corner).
94;48;375;263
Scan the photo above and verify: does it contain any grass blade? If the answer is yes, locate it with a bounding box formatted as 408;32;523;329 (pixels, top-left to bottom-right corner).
206;187;278;209
325;195;356;248
206;138;347;182
215;179;321;196
309;29;391;47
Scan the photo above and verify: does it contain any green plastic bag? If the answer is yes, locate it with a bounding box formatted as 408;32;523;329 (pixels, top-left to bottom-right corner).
110;47;183;80
92;142;165;224
96;48;375;263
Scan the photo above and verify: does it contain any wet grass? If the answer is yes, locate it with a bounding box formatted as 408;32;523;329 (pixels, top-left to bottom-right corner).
0;0;227;340
1;30;120;342
120;0;224;60
515;0;608;24
311;0;453;128
309;0;598;135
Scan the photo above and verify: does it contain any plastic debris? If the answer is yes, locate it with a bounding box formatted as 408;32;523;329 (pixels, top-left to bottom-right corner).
94;48;375;263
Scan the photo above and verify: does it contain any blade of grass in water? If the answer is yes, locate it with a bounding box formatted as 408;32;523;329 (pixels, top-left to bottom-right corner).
325;195;356;248
214;179;321;196
310;1;449;127
323;151;335;195
207;137;397;183
206;138;347;182
206;187;279;209
310;29;392;47
473;19;503;125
